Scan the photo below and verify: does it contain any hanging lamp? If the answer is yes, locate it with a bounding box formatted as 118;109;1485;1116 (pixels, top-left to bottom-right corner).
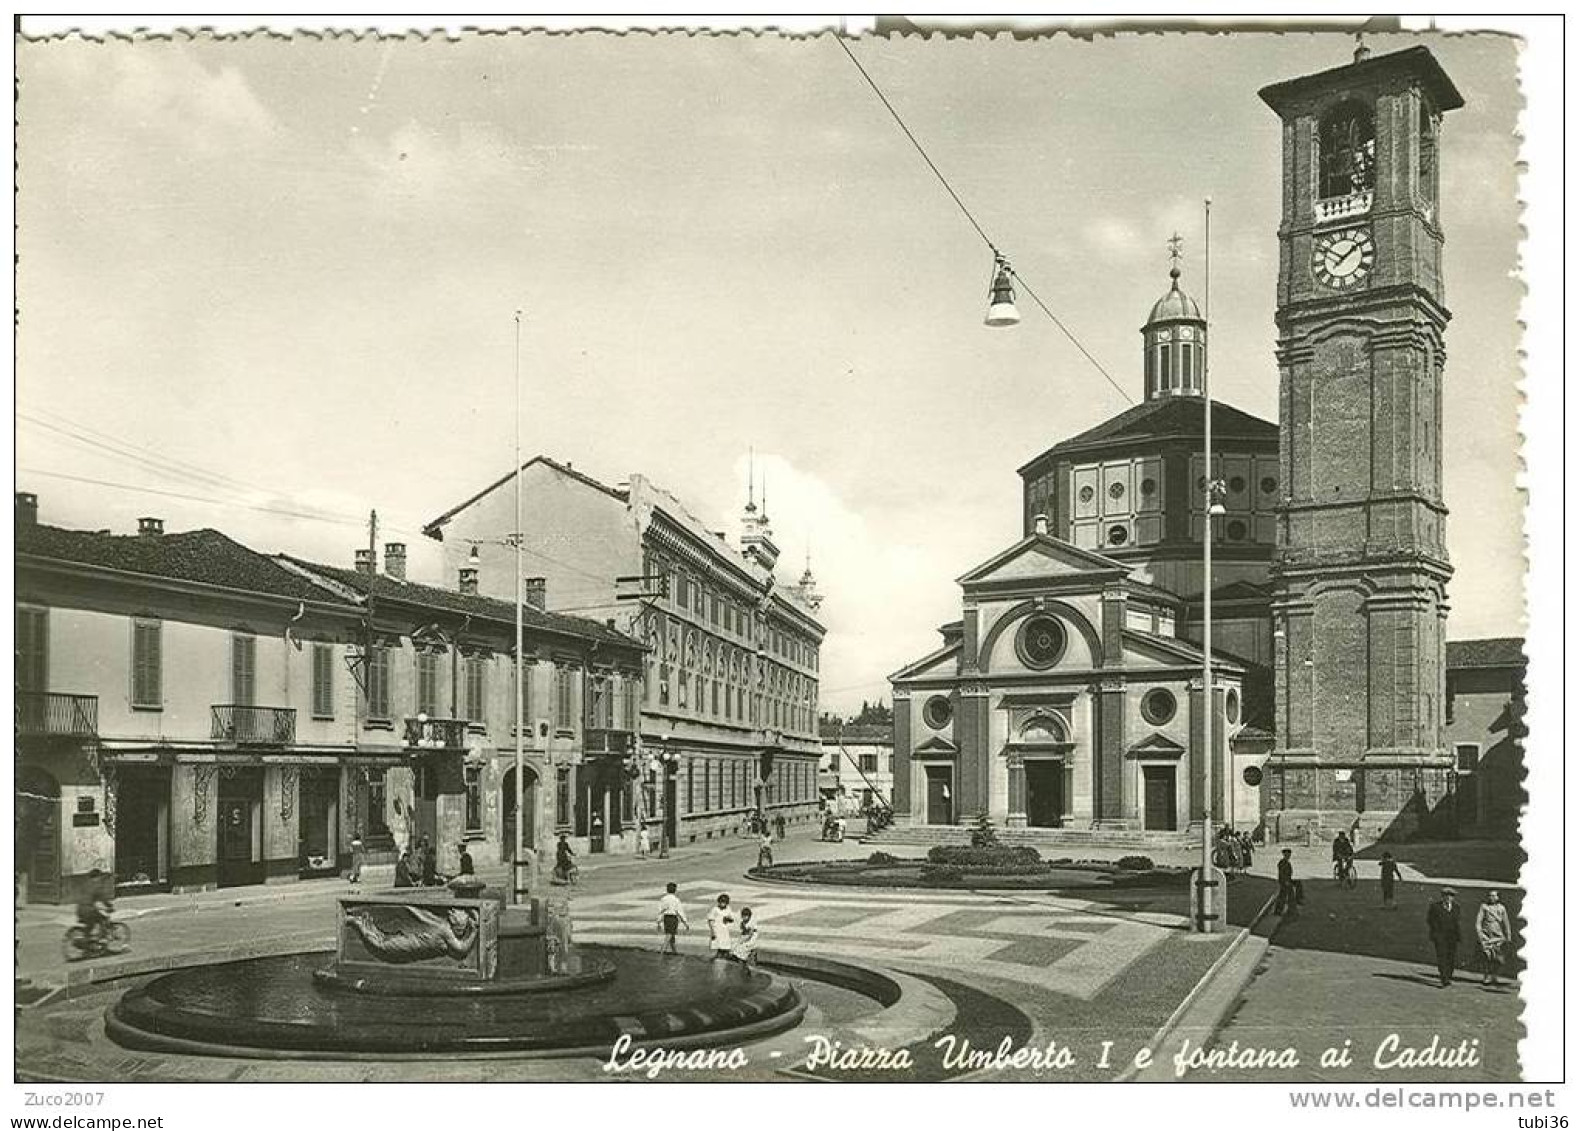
984;254;1021;327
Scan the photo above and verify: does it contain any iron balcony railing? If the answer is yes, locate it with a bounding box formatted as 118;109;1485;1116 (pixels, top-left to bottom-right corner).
211;704;297;745
16;691;99;738
404;716;470;749
583;727;634;756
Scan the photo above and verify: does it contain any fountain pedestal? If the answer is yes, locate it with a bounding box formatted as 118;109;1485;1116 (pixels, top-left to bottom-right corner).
314;887;608;995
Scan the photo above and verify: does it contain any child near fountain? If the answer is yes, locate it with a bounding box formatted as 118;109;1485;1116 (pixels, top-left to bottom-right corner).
656;882;689;955
706;894;736;960
732;907;760;966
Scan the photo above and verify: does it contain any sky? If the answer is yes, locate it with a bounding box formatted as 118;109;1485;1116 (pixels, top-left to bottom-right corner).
15;29;1526;716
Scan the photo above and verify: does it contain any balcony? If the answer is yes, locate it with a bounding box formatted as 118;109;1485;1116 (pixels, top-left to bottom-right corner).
211;704;297;745
16;691;98;738
404;716;470;750
1314;189;1372;224
583;727;634;756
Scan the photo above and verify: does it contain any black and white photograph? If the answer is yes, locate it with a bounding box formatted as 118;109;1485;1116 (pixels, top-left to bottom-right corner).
8;13;1564;1122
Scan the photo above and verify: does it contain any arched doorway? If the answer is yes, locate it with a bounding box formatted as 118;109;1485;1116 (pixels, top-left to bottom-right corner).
16;766;61;904
500;765;539;863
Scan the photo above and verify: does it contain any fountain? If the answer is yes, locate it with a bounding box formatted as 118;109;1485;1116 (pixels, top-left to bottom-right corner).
106;880;806;1059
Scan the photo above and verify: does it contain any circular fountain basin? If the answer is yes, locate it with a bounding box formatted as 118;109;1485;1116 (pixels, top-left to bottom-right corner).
106;945;804;1059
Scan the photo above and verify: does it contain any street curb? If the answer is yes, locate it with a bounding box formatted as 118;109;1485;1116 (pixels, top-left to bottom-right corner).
1116;890;1277;1082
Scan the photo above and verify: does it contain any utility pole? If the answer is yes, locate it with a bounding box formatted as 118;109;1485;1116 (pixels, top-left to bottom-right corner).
1197;197;1222;934
512;310;529;906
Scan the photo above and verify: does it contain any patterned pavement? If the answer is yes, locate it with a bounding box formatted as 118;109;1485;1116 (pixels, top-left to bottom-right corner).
571;876;1192;1001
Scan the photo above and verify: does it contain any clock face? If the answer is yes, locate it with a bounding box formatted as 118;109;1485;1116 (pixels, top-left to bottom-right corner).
1312;227;1376;290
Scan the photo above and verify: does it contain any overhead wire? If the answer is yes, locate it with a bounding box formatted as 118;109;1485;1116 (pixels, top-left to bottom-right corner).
833;34;1134;406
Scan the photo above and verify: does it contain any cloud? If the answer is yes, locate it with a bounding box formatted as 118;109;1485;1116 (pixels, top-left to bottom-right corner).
108;46;279;149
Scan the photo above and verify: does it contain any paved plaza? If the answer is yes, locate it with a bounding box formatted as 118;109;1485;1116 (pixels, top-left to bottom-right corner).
14;834;1523;1084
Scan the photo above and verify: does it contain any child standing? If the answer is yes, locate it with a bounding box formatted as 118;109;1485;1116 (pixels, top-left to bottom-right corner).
706;893;736;960
656;882;689;955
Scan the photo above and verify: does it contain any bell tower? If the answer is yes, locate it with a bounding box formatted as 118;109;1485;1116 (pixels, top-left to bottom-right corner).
1259;45;1464;840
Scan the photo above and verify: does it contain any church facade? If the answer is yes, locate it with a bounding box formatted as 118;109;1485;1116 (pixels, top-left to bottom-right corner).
890;45;1463;844
891;251;1266;836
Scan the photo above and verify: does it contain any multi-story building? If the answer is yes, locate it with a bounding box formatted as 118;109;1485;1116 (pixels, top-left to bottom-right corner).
15;494;363;904
13;492;645;906
422;457;826;848
818;723;894;815
279;547;644;867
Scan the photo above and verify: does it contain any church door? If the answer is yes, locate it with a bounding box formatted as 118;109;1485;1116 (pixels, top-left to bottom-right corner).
1025;761;1065;828
924;765;953;825
1143;766;1177;831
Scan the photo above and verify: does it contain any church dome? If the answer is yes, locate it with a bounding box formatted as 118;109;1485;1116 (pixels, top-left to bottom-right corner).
1146;266;1203;324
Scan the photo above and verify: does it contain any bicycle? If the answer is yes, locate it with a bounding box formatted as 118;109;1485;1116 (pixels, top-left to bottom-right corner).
63;919;131;962
1333;857;1357;889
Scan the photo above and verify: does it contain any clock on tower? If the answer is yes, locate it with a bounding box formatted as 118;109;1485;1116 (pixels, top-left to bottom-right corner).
1258;45;1464;842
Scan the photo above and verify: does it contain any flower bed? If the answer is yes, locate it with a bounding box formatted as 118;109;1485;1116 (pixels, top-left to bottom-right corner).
749;854;1188;892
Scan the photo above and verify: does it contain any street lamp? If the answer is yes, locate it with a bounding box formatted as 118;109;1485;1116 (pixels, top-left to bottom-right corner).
511;309;529;907
1197;197;1224;935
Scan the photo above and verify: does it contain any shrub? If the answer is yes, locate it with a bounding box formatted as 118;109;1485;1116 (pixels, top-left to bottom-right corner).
968;811;1001;849
919;860;1054;883
866;851;901;865
1115;854;1156;871
926;844;1043;868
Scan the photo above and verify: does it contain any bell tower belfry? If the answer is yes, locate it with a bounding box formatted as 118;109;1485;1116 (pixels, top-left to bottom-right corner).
1259;45;1464;840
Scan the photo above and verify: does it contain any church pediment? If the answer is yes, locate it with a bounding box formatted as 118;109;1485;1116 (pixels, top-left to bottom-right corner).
890;643;961;683
1127;733;1187;760
913;736;958;759
957;535;1128;589
1121;629;1247;674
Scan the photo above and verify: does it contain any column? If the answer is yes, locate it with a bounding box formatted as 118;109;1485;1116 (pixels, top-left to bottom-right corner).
892;692;913;821
955;683;990;820
1005;752;1027;828
1098;678;1127;822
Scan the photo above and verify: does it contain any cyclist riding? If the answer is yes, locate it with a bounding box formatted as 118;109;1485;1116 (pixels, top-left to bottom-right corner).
75;868;115;947
1331;831;1356;885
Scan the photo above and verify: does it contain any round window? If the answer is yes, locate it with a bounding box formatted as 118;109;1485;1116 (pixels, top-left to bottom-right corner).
1228;476;1247;494
1141;688;1177;726
1140;477;1157;496
1108;481;1126;500
1107;524;1129;546
1226;688;1241;724
1243;765;1264;787
1078;485;1095;504
923;695;953;729
1226;519;1248;541
1260;475;1278;495
1016;615;1068;669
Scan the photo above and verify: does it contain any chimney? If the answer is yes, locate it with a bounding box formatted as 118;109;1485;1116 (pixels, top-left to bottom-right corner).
355;548;375;574
1033;513;1049;537
458;567;479;596
524;577;547;610
384;542;407;580
138;516;164;537
15;492;37;527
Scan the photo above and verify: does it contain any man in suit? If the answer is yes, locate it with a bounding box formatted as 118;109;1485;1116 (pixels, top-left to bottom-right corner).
1426;887;1463;987
1275;848;1296;915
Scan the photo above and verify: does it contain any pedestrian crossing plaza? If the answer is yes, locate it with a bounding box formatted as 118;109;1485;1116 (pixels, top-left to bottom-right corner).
570;878;1193;1001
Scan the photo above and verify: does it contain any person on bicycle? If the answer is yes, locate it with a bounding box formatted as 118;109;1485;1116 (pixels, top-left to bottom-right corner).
75;868;114;945
554;833;578;885
1332;831;1355;881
